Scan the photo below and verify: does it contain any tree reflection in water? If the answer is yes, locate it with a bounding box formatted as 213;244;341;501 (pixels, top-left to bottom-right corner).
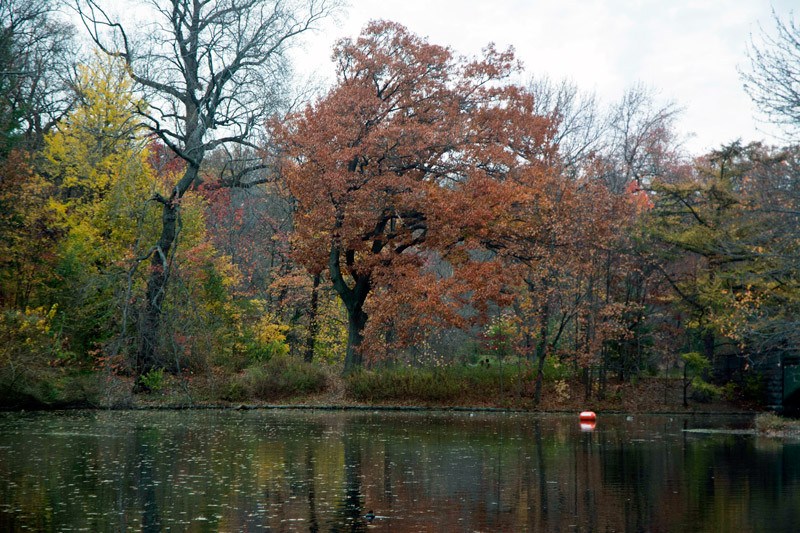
0;410;798;531
134;430;162;533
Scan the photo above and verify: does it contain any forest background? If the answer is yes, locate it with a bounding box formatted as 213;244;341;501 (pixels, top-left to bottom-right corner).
2;0;800;410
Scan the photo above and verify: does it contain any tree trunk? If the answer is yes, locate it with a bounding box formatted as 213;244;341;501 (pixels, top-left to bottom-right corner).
703;331;715;362
329;242;371;374
134;162;200;392
499;356;504;404
344;305;368;373
135;201;178;391
534;299;550;405
599;356;607;399
584;366;592;400
304;273;321;363
683;361;689;407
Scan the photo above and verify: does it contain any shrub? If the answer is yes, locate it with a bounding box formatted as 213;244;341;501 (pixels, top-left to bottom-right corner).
690;378;722;403
345;365;522;403
0;306;101;408
542;355;572;382
241;355;327;401
755;413;800;434
138;368;166;392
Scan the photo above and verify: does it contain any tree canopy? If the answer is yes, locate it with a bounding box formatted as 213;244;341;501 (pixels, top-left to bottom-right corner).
275;21;598;371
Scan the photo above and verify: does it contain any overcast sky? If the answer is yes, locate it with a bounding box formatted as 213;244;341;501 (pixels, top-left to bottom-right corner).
291;0;797;156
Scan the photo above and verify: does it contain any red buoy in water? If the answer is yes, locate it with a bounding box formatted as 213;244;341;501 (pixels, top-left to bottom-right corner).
579;411;596;431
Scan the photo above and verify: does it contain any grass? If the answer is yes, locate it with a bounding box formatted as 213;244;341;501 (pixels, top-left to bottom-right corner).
231;355;329;402
344;365;533;404
755;413;800;436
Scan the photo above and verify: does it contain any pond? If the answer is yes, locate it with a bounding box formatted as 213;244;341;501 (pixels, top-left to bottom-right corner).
0;409;798;532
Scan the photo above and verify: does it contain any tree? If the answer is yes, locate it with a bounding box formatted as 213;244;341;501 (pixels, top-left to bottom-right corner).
526;75;605;175
602;84;682;193
77;0;338;385
742;10;800;139
275;21;559;372
0;151;61;308
638;141;800;371
43;55;158;357
0;0;76;152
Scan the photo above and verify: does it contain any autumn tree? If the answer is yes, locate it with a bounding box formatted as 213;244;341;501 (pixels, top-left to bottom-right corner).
0;151;61;309
638;142;796;367
43;56;158;356
77;0;338;384
493;80;682;399
275;21;560;372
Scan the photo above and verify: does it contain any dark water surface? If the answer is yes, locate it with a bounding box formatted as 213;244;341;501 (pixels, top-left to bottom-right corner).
0;409;798;532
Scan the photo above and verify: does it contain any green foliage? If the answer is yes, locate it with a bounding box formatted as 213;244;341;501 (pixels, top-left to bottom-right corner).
720;372;765;407
690;378;722;403
681;352;710;375
542;355;573;382
643;143;800;380
741;373;766;405
680;351;721;404
0;306;104;408
220;379;248;403
138;368;166;393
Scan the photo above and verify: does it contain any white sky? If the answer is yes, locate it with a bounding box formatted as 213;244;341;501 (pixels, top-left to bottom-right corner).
291;0;798;156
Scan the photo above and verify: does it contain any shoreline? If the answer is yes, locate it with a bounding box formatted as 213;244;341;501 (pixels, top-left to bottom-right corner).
1;402;759;416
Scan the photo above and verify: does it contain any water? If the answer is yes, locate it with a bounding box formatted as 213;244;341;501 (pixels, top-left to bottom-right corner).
0;409;798;532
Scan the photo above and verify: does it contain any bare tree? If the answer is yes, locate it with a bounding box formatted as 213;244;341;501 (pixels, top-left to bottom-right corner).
75;0;338;388
0;0;77;151
742;10;800;139
527;75;606;174
527;78;683;191
604;83;682;192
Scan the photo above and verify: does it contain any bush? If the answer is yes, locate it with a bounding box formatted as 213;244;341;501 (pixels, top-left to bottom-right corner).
0;367;103;409
138;368;166;392
690;378;722;403
240;355;327;401
345;365;524;403
755;413;800;434
541;355;572;382
0;306;102;408
715;373;766;407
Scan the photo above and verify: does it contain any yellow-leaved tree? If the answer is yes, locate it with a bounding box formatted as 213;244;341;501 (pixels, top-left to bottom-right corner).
44;54;159;357
44;55;245;381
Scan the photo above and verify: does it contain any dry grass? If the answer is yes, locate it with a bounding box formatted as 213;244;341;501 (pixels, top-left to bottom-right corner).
755;413;800;436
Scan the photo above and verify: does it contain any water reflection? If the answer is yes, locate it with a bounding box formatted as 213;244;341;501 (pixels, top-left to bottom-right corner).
0;410;798;531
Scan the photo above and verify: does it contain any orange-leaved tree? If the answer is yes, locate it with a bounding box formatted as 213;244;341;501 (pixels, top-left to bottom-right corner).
273;21;559;372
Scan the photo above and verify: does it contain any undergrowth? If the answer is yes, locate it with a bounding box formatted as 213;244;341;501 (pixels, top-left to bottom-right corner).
344;365;534;403
226;355;328;401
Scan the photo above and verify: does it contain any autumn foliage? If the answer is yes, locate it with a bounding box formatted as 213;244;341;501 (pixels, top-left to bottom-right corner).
275;21;570;371
2;12;800;408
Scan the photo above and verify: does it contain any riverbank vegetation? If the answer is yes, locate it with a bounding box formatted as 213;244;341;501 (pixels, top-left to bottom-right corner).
755;413;800;437
2;2;800;412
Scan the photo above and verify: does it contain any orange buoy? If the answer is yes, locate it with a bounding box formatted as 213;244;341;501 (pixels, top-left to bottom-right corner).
579;410;596;421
